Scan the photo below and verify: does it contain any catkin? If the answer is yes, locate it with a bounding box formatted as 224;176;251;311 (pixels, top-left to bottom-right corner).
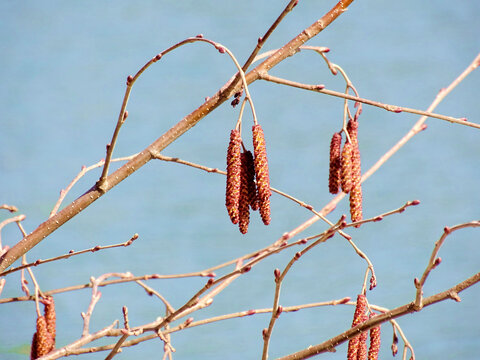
347;119;363;225
252;125;271;225
328;132;342;194
44;296;56;346
225;129;242;224
341;141;353;193
238;152;251;234
31;316;54;359
347;294;368;360
244;150;259;211
368;313;381;360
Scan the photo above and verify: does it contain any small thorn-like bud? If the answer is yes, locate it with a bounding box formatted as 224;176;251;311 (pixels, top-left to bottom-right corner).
299;238;308;244
369;274;377;290
184;317;194;326
69;250;74;254
123;110;128;120
262;328;268;339
294;252;302;260
206;278;215;288
433;257;442;268
155;53;162;61
444;226;451;234
461;117;468;122
275;305;283;318
316;84;325;90
217;46;226;54
411;199;420;206
241;265;252;273
196;34;204;38
258;37;263;43
394;107;403;113
246;309;256;316
207;272;216;277
126;75;133;85
374;216;383;222
414;277;420;288
420;124;428;131
339;297;351;304
274;268;281;282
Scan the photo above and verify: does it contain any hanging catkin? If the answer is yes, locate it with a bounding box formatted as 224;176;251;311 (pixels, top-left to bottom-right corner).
252;125;271;225
328;132;342;194
225;129;242;224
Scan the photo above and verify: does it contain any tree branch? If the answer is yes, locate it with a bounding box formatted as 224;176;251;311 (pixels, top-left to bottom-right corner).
0;0;355;273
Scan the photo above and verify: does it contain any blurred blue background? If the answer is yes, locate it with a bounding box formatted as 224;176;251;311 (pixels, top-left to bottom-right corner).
1;1;479;359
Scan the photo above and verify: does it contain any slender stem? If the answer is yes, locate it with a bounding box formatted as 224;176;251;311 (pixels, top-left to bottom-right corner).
259;72;479;129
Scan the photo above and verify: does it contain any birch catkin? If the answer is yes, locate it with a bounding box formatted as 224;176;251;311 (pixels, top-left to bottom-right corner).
252;125;271;225
328;132;342;194
225;129;242;224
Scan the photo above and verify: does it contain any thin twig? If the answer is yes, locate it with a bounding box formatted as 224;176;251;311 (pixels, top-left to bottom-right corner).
0;233;139;277
258;72;478;129
413;220;480;310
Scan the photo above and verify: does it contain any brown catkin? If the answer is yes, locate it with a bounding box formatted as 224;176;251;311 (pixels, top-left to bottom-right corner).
31;316;54;359
225;129;242;224
252;125;271;225
244;150;259;211
347;119;363;225
368;313;381;360
328;132;342;194
341;141;353;193
356;313;369;360
238;152;251;234
350;182;363;225
44;296;56;346
347;294;367;360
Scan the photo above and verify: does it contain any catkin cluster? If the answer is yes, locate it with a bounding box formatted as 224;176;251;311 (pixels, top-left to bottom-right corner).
31;296;56;359
346;294;381;360
328;119;363;225
225;125;271;233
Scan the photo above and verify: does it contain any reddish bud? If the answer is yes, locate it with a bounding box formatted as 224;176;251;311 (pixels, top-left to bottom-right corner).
241;265;252;273
262;328;268;339
433;257;442;268
394;107;403;113
374;216;383;222
414;277;420;287
274;268;281;281
123;110;128;120
207;272;216;278
246;309;256;316
420;124;428;131
339;297;351;304
126;75;133;85
316;84;325;90
276;305;283;318
155;54;162;61
206;278;215;288
258;37;263;43
217;46;226;54
299;238;308;244
444;226;451;234
184;317;194;326
411;199;420;206
196;34;204;38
